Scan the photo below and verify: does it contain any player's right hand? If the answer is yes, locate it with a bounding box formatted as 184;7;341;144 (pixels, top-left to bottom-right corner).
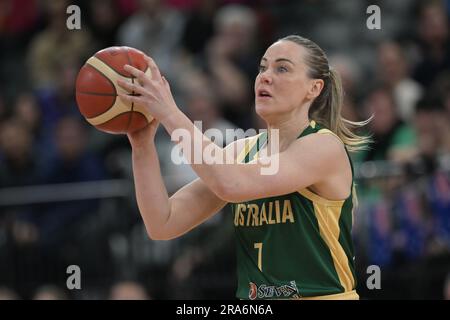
127;119;160;149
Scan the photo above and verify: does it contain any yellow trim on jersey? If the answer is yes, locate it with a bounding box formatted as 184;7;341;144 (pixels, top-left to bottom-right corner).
298;188;346;206
294;290;359;300
317;128;340;140
252;132;268;160
237;133;264;163
311;200;355;292
316;127;357;222
297;127;355;292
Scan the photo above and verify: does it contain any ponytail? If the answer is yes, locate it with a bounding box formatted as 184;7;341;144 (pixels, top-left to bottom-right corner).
281;35;371;153
310;68;371;152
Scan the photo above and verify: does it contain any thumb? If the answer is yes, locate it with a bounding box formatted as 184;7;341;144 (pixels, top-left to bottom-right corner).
147;118;159;131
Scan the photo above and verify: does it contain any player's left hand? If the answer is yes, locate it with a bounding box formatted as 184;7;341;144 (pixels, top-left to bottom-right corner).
117;55;179;122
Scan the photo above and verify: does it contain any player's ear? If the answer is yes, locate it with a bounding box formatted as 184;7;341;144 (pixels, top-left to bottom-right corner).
306;79;324;100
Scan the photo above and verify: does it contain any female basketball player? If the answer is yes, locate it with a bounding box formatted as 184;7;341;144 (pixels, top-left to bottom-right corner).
118;35;370;300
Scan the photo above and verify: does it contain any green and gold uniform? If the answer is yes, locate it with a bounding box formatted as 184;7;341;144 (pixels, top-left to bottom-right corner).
232;120;358;300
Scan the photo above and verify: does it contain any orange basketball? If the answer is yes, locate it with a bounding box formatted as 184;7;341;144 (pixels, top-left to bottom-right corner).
75;46;153;134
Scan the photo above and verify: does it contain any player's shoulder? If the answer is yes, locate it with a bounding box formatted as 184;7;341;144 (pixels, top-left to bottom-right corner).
292;129;346;158
286;131;350;179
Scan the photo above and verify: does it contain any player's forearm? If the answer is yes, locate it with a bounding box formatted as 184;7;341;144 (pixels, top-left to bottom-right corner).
160;110;249;199
131;143;171;239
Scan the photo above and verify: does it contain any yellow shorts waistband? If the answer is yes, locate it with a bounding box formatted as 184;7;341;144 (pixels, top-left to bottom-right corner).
295;290;359;300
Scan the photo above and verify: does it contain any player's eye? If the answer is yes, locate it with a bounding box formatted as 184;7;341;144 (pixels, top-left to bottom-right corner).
277;66;288;73
258;65;267;73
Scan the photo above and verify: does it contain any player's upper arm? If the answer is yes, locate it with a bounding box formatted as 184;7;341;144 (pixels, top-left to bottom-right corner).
157;136;255;240
160;178;226;240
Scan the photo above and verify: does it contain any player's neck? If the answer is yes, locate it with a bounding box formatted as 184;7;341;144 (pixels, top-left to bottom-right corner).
266;117;310;152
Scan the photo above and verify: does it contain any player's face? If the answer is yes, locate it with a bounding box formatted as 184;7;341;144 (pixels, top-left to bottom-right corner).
255;40;316;119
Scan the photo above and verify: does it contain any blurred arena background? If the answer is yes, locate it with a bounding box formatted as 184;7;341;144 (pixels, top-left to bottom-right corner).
0;0;449;300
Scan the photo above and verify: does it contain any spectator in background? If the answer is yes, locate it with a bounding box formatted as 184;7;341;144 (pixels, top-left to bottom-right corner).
27;0;93;90
203;4;261;129
0;0;39;45
394;189;428;262
0;92;6;121
34;58;84;139
441;91;450;153
413;0;450;89
0;0;40;97
362;87;417;163
14;93;41;138
368;201;394;267
43;116;105;184
117;0;186;80
378;41;423;122
428;73;450;153
416;98;450;250
12;92;53;154
184;73;242;142
445;273;450;300
428;169;450;250
115;0;139;17
86;0;123;49
30;116;106;246
0;287;20;300
33;285;69;300
1;116;105;247
181;0;218;56
329;54;362;123
413;98;443;169
0;116;44;246
109;281;150;300
0;117;43;187
412;98;450;251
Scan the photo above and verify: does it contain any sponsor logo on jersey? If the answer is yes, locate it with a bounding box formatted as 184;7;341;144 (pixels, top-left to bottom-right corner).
248;281;300;300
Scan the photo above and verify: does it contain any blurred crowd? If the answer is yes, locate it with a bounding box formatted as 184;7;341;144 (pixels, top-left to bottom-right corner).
0;0;449;299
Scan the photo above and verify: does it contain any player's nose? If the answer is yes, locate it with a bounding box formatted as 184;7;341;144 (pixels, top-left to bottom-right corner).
258;70;273;85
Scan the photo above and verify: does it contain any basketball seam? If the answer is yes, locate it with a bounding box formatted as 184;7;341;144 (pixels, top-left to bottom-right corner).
96;111;134;134
78;64;118;118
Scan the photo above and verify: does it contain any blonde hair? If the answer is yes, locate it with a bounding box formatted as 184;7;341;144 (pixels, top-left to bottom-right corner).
281;35;371;152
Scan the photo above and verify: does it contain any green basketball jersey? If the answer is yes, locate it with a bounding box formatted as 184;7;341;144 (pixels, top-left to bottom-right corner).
232;120;358;300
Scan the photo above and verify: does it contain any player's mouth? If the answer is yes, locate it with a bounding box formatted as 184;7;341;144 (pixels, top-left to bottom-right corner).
257;89;273;99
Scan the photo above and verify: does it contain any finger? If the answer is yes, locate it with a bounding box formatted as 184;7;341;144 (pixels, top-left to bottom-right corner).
123;64;150;85
161;76;172;92
149;119;160;129
117;79;148;96
118;93;146;105
144;55;162;81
